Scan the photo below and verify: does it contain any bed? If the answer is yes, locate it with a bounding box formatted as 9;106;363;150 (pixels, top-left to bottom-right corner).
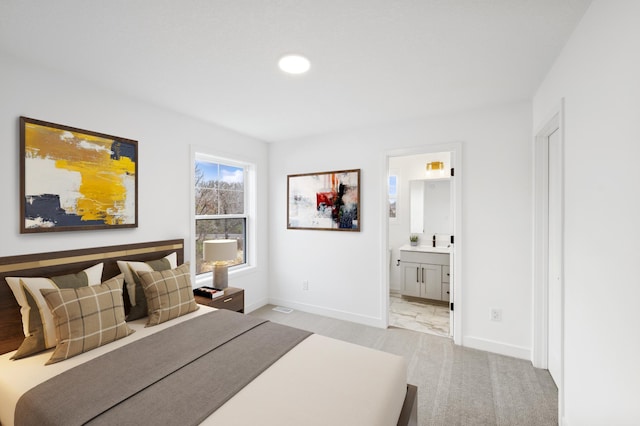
0;239;417;426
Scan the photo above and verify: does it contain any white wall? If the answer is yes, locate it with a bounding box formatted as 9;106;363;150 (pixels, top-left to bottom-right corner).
533;1;640;424
269;101;534;359
0;52;271;310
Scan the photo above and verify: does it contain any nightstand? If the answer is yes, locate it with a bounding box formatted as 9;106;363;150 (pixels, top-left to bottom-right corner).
194;287;244;313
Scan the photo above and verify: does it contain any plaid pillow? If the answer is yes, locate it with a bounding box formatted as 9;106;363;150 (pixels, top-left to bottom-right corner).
40;274;134;365
117;252;177;321
138;262;198;327
5;263;104;359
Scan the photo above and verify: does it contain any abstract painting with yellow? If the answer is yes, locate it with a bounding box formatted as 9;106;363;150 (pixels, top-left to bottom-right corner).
20;117;137;232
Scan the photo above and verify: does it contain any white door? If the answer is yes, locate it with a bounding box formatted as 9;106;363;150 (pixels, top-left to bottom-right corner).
449;174;455;337
547;127;562;385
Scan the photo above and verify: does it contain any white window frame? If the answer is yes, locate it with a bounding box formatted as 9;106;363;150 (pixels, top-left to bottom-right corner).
191;148;257;287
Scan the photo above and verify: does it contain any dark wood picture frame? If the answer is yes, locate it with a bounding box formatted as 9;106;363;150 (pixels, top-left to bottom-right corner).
20;117;138;233
287;169;360;232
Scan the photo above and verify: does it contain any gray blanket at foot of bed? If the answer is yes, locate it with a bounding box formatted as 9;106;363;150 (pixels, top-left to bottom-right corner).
15;310;311;426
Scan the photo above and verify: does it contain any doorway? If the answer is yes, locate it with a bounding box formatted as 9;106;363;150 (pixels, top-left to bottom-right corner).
384;143;462;343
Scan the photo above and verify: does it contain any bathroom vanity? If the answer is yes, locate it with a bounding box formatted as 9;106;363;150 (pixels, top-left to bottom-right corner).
400;245;450;302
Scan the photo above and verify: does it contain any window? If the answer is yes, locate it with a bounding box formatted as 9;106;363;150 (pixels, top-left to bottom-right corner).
194;157;249;275
388;174;398;219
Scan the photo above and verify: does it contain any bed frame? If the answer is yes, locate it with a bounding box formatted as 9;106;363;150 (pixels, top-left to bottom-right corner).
0;238;417;426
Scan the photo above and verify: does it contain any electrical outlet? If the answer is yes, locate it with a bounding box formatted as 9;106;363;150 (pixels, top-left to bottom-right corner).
490;308;502;322
302;280;309;291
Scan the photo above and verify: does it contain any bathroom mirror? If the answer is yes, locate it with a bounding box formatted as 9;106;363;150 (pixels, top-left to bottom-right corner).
409;179;452;237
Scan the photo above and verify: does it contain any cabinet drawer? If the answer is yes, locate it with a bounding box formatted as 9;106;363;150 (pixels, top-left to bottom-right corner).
209;293;244;312
442;283;450;302
400;251;449;265
442;265;450;283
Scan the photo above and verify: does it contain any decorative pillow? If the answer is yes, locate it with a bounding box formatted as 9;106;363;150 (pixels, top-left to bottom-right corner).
137;262;198;327
40;274;134;365
117;252;177;321
5;263;104;359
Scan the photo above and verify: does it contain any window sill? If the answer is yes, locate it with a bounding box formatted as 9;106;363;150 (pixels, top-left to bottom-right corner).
194;264;256;287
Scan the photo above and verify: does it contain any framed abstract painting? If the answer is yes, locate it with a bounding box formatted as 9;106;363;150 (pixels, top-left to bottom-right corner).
287;169;360;231
20;117;138;233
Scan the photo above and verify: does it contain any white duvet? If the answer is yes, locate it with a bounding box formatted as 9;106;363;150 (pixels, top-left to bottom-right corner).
0;307;407;426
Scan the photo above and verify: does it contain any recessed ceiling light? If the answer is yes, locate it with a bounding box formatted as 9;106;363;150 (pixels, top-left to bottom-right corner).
278;54;311;74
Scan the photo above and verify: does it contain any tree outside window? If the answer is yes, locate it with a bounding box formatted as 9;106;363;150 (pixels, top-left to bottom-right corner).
195;159;246;274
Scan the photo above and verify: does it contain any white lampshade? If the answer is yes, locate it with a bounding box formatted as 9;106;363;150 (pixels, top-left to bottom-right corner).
203;239;237;263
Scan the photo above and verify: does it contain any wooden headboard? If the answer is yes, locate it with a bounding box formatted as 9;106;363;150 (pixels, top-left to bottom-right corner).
0;239;184;355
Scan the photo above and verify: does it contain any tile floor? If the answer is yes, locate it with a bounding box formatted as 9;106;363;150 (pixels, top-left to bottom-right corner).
389;293;450;337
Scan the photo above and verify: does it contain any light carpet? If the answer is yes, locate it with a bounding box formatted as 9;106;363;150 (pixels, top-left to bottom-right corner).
250;305;557;426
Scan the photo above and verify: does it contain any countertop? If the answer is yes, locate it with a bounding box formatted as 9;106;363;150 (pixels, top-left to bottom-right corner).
400;244;451;254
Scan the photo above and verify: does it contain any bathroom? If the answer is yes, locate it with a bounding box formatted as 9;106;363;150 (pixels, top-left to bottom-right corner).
388;151;453;337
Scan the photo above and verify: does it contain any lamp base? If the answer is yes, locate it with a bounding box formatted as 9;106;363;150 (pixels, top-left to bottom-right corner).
213;264;228;290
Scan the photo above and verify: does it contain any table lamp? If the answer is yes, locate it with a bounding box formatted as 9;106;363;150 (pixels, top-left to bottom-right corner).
203;239;237;289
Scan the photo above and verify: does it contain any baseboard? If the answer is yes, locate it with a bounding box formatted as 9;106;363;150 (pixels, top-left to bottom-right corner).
244;297;269;314
463;335;531;360
260;299;531;360
267;297;386;328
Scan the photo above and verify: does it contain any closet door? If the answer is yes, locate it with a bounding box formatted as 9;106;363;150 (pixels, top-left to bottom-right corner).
548;127;562;386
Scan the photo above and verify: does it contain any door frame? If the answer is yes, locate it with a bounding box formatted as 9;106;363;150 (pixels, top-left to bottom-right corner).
533;100;565;420
381;141;462;344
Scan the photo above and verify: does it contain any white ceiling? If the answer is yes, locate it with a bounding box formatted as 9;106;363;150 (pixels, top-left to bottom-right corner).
0;0;592;142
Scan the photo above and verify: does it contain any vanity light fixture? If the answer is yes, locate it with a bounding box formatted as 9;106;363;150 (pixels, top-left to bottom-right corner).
426;161;445;177
278;54;311;74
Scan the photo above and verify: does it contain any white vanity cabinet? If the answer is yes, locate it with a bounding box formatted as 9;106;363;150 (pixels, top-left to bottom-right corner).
400;248;450;302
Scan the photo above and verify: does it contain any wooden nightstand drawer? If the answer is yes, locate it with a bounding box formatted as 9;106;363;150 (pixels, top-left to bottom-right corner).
194;287;244;313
